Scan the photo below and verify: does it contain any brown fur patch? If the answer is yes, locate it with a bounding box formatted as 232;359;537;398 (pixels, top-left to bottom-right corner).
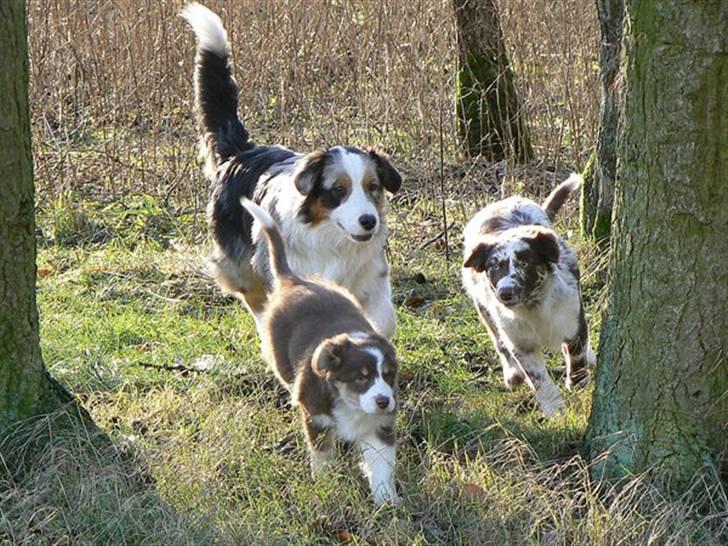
376;425;396;445
333;173;352;193
306;199;331;225
242;276;269;314
303;415;335;451
360;169;383;203
211;253;270;314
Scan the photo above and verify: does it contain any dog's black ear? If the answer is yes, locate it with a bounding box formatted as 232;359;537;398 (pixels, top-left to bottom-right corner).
525;229;560;264
293;149;329;195
368;150;402;194
312;335;350;380
464;242;494;273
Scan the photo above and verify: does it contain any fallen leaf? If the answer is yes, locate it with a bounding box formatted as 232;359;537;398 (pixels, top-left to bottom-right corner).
404;291;426;308
336;530;354;543
37;268;53;278
461;482;487;500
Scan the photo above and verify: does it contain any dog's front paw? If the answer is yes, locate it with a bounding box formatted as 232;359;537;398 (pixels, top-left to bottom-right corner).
310;448;334;476
535;379;565;418
372;482;399;507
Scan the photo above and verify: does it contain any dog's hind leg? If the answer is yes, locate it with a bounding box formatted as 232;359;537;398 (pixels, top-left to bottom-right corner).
208;251;270;317
563;306;594;391
357;264;397;339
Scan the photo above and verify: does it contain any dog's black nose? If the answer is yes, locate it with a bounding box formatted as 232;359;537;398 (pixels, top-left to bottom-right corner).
498;286;517;304
359;214;377;231
375;395;390;410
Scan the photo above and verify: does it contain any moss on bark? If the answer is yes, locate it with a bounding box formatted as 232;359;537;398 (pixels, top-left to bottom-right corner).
585;0;728;494
453;0;533;162
0;0;85;436
581;0;623;242
580;151;597;236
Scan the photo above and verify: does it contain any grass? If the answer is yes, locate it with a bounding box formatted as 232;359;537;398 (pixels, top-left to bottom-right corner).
12;1;723;541
2;191;725;544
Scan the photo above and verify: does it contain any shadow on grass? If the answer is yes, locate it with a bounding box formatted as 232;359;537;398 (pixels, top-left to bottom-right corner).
0;409;217;544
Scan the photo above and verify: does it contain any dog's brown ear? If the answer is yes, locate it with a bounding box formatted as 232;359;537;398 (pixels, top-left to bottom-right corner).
293;149;329;195
464;242;495;273
525;229;560;264
368;150;402;194
312;335;350;380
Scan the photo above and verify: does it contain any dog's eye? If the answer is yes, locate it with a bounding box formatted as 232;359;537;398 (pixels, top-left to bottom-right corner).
368;183;379;193
355;374;368;383
332;185;346;196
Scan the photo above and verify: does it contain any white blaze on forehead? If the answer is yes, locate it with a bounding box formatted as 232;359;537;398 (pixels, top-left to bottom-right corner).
328;148;380;238
329;146;367;186
492;238;530;262
359;346;395;414
488;238;532;294
363;346;384;368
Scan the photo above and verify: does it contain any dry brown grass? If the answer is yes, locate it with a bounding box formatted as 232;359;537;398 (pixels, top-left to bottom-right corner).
3;412;726;544
28;0;598;205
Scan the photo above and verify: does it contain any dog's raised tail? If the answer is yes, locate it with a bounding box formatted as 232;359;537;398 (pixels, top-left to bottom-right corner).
181;3;251;174
542;173;582;221
239;198;293;280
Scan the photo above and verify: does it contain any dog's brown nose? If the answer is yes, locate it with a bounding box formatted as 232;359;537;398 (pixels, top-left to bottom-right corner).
375;395;390;410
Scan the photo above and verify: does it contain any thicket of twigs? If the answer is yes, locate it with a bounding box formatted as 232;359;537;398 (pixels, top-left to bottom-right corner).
28;0;599;205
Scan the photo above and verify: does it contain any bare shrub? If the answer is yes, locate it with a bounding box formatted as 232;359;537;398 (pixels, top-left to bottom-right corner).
28;0;598;205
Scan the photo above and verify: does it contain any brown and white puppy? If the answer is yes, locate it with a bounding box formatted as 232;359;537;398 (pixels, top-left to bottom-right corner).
462;174;596;417
181;4;401;338
240;197;399;506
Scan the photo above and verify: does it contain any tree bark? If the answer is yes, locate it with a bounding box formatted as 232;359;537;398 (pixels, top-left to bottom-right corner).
453;0;533;162
585;1;728;493
0;0;76;435
581;0;623;241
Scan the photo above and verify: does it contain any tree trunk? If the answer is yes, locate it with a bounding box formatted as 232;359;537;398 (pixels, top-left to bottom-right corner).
585;1;728;493
581;0;623;241
453;0;533;162
0;0;76;435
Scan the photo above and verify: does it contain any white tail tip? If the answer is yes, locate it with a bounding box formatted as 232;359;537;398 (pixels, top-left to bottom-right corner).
562;172;583;192
180;3;230;56
239;197;275;230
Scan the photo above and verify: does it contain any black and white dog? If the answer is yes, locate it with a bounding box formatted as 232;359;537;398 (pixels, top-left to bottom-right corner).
462;175;596;417
240;197;399;506
181;4;401;338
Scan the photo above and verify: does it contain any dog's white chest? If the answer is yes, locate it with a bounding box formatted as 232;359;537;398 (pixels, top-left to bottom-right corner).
497;280;580;350
331;403;384;442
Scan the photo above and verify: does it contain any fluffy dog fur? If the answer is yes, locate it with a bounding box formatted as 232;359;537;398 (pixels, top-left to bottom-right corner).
240;197;399;506
462;174;596;417
181;3;401;338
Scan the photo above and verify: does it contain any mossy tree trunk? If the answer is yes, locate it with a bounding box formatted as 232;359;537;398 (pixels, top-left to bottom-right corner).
453;0;533;162
0;0;76;435
585;0;728;493
581;0;624;241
